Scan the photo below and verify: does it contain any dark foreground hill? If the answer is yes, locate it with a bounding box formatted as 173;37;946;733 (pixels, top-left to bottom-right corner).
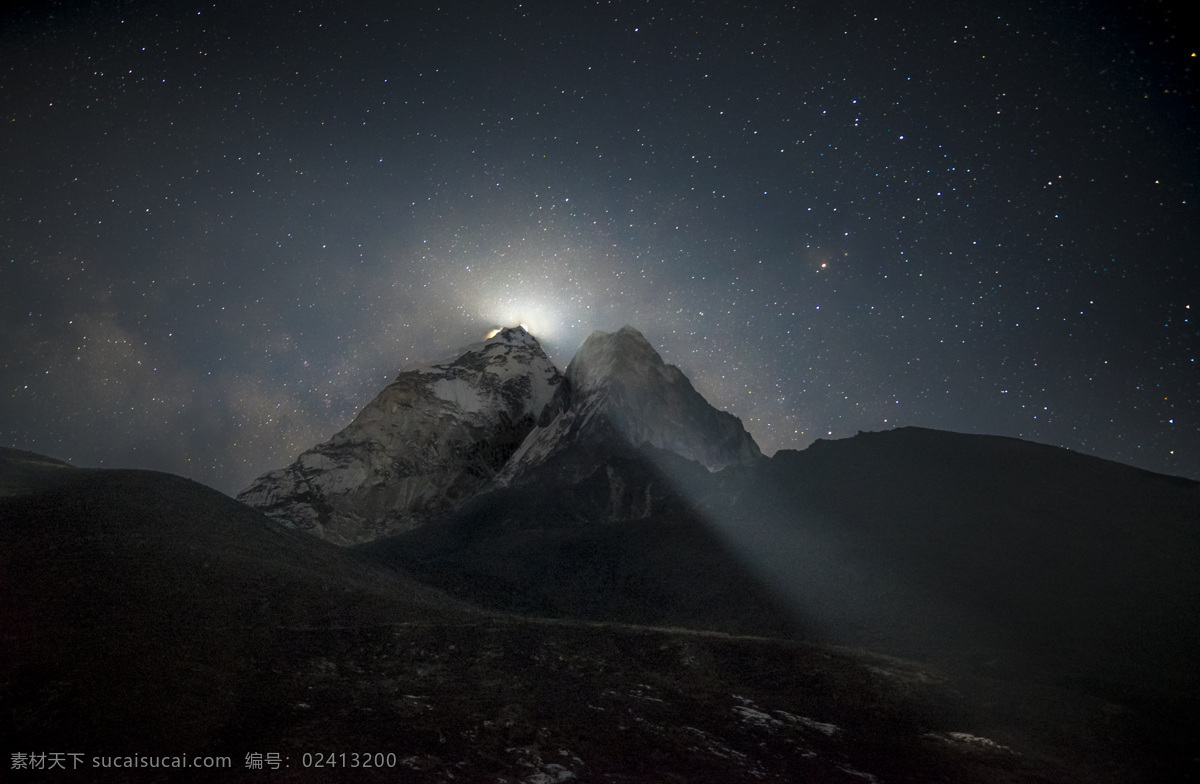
0;448;464;754
741;428;1200;678
5;445;1182;783
363;427;1200;782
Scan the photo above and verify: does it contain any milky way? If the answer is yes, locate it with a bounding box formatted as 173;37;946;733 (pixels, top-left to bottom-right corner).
2;1;1196;494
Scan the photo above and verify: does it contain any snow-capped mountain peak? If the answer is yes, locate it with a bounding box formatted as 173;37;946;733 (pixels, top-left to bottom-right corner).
237;326;562;544
400;326;559;418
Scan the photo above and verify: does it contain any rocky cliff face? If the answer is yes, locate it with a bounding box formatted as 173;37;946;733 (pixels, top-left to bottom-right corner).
237;327;561;545
494;325;762;490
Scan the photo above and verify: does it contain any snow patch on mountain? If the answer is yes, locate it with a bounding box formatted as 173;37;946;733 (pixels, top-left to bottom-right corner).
430;377;488;413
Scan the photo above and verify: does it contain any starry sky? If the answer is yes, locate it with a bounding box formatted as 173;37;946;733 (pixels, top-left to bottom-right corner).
3;0;1197;495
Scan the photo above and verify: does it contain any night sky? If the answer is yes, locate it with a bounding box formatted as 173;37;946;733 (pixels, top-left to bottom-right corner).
3;0;1196;495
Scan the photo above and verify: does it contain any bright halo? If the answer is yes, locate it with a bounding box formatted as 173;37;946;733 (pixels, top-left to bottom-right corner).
485;322;533;339
479;300;558;343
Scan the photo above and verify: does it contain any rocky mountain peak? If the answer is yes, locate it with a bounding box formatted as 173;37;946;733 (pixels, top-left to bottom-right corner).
496;326;761;488
565;325;664;393
237;327;562;545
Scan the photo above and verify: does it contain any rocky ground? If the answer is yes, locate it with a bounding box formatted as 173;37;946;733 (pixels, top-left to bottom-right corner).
8;612;1127;784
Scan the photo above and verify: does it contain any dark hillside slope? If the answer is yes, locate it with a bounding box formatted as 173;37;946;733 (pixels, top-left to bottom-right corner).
737;428;1200;685
361;441;797;636
362;427;1200;780
366;427;1200;690
0;448;464;754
